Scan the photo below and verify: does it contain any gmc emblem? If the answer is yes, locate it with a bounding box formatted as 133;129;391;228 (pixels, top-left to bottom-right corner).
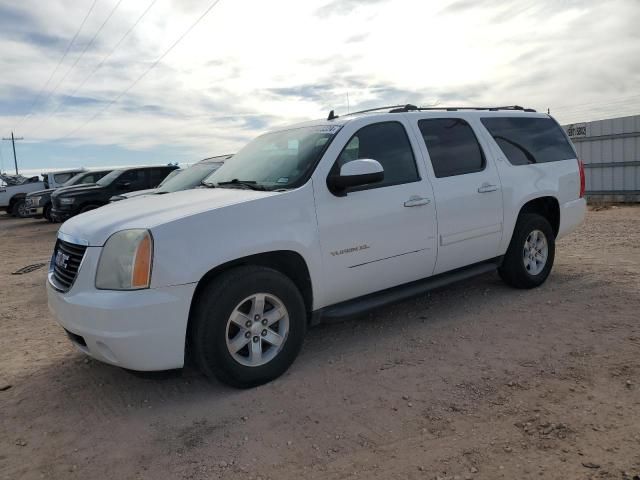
55;251;69;269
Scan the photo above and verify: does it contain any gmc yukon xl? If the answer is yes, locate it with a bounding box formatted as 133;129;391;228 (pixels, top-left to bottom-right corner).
47;105;586;388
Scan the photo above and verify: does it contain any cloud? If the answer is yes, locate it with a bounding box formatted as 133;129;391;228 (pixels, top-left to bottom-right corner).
0;0;639;171
315;0;388;18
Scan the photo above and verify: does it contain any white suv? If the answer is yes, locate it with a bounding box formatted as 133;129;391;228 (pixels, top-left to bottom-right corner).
47;105;586;387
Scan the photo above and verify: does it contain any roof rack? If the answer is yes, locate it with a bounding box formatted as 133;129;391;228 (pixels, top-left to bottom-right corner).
327;104;536;120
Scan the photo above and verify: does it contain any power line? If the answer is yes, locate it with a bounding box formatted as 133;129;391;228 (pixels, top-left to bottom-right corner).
54;0;225;142
29;0;158;137
24;0;125;134
552;101;640;120
14;0;99;131
551;94;640;114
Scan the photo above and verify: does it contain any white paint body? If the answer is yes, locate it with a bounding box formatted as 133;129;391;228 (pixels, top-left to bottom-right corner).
48;111;586;370
0;170;83;208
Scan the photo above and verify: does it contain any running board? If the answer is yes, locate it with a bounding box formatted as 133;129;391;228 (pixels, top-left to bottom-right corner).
311;257;502;324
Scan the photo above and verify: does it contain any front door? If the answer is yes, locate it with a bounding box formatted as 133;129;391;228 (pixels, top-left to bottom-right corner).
313;119;438;307
412;117;504;274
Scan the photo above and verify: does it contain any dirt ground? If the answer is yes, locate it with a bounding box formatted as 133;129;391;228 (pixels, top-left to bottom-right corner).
1;206;639;480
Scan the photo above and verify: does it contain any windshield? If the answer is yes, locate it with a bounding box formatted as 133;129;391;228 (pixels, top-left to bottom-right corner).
158;169;181;187
96;169;125;186
64;172;89;187
158;162;224;193
204;125;341;190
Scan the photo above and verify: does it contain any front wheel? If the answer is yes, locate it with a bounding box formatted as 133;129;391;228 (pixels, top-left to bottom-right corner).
190;266;307;388
12;199;28;218
43;204;52;222
498;213;555;289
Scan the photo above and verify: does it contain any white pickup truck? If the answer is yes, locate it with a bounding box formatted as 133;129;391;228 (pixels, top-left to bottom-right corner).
47;105;586;388
1;169;84;217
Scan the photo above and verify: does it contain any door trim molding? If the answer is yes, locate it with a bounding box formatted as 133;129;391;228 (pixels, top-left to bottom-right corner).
440;223;502;246
348;248;431;268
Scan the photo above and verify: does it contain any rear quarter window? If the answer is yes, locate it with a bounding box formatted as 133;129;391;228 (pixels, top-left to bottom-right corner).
481;117;575;165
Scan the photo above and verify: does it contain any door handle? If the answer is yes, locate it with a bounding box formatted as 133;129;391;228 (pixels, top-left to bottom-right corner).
404;196;431;207
477;183;498;193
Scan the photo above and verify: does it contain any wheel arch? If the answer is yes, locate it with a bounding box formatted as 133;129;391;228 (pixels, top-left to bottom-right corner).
77;200;106;212
518;196;560;238
8;193;26;208
185;250;314;359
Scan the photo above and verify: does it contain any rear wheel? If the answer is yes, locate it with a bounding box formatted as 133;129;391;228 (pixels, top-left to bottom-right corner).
498;213;555;289
190;266;307;388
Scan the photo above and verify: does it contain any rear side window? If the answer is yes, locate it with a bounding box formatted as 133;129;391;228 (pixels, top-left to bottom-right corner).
334;122;419;189
418;119;485;178
481;117;575;165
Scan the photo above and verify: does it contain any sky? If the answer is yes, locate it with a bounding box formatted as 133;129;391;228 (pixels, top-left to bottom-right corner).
1;0;639;174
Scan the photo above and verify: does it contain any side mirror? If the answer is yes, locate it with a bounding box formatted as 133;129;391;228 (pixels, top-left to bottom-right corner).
327;159;384;195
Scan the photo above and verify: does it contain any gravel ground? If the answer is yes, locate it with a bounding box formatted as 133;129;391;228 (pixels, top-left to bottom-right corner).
1;206;639;480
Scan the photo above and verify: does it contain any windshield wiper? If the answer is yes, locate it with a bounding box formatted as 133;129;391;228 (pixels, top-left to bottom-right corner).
215;179;267;191
201;180;217;188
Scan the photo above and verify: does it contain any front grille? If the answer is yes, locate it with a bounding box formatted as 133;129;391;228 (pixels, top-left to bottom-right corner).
52;240;87;292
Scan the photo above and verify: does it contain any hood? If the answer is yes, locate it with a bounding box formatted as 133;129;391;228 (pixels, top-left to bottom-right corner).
119;188;157;199
27;188;55;197
59;187;275;246
53;184;105;198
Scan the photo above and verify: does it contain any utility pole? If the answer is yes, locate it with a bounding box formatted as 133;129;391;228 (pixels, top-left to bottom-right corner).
2;132;24;175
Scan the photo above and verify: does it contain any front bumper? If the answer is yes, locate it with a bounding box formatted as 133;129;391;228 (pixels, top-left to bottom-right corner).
47;246;197;371
26;206;44;217
50;206;73;221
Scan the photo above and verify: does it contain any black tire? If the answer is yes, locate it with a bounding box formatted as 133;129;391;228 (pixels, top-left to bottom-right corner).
498;213;555;289
43;204;52;222
79;204;100;214
11;199;28;218
190;266;307;388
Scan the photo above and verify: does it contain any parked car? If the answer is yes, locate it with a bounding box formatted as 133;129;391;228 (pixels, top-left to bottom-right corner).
109;155;230;203
50;164;178;221
0;169;85;217
108;169;182;202
25;170;112;221
47;105;586;388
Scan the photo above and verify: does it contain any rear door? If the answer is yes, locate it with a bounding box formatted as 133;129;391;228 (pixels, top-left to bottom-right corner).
413;117;504;274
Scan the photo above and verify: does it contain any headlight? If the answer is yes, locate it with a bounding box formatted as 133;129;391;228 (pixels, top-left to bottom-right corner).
29;196;40;206
59;197;75;205
95;229;153;290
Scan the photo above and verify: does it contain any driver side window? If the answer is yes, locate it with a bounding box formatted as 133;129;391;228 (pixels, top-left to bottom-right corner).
333;121;419;189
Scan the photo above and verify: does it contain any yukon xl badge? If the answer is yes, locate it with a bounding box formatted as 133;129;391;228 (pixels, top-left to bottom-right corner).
55;251;69;269
330;244;370;257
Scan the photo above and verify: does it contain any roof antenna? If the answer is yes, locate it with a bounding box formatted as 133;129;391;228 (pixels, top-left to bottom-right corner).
327;110;338;120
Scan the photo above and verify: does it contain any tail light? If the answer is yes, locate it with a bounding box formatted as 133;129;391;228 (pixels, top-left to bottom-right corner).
578;159;586;198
